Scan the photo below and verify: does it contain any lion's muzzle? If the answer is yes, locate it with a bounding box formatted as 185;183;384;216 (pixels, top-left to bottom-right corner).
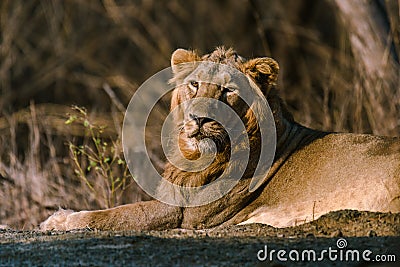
185;113;215;138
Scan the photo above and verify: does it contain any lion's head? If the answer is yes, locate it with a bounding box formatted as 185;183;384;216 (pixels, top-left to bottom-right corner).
169;47;284;162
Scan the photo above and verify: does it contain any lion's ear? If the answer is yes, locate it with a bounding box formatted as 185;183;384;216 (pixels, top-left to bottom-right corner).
244;57;279;85
171;49;200;74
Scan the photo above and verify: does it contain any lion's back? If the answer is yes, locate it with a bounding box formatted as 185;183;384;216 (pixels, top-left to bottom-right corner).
239;133;400;227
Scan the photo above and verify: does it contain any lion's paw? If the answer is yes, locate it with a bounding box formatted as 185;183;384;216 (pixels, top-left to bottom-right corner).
40;209;75;231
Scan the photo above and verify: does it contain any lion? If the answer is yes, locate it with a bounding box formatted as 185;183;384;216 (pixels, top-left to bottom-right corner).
40;47;400;231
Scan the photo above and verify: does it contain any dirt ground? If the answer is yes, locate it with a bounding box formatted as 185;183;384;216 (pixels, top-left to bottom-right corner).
0;210;399;266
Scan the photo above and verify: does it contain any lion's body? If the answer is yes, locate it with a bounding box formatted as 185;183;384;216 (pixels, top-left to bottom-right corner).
40;47;400;231
237;132;400;227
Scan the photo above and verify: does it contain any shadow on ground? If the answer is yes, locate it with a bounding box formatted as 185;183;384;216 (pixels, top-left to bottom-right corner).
0;210;399;266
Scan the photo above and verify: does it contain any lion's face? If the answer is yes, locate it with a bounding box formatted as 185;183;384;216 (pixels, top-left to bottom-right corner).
175;63;249;152
170;47;279;159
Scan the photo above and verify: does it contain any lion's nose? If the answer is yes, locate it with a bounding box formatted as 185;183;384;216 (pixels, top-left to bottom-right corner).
189;114;213;127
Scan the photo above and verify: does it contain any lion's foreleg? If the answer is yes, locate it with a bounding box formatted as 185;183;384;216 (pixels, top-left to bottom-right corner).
40;200;182;231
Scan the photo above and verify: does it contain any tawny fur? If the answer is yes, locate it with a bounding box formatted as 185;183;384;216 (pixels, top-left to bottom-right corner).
40;47;400;231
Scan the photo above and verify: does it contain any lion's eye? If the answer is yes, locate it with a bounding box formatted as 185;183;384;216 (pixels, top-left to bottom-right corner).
188;81;199;92
222;87;236;94
221;87;237;102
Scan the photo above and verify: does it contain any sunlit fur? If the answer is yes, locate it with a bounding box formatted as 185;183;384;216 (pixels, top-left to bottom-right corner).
40;48;400;231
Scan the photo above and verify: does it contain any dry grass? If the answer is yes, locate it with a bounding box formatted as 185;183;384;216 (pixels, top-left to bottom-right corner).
0;0;398;229
66;105;134;209
0;103;150;229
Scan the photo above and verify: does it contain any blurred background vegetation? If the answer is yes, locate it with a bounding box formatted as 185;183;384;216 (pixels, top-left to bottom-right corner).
0;0;398;229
